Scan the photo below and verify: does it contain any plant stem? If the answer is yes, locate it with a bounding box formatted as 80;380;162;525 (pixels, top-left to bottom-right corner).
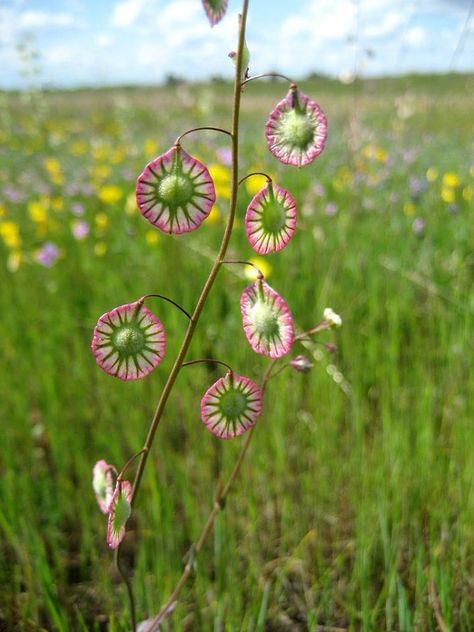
118;1;250;627
241;72;295;88
144;358;277;632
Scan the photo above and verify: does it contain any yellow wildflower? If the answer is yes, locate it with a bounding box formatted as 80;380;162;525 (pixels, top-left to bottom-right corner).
403;201;416;216
245;256;272;280
51;196;64;212
209;163;231;185
7;250;23;272
441;188;455;204
0;203;6;218
144;138;158;157
92;145;108;162
442;172;460;188
94;165;112;181
245;173;268;197
206;206;221;225
44;157;64;185
95;213;109;229
94;242;107;256
462;186;472;202
145;230;160;245
125;192;137;215
375;147;388;163
111;147;126;164
426;167;438;182
28;200;48;223
98;185;122;205
69;140;88;156
0;221;21;249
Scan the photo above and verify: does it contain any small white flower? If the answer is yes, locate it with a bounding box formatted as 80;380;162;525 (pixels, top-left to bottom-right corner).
323;307;342;329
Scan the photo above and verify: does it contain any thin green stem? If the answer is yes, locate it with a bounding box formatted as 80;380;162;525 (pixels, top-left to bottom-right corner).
182;358;233;373
175;126;232;145
115;548;137;632
241;72;296;88
117;4;251;626
238;171;272;185
222;259;264;279
138;293;192;321
129;0;249;510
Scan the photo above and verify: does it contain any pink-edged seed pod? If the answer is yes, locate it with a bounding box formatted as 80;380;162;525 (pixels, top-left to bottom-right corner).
106;480;132;549
240;279;294;359
92;460;114;514
265;86;327;167
136;145;216;234
245;182;297;254
202;0;229;26
91;301;166;381
201;371;263;439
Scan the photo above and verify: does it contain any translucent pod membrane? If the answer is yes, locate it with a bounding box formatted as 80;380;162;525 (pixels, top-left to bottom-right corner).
91;301;166;380
265;86;327;167
202;0;229;26
106;481;132;549
201;371;263;439
245;182;297;254
92;460;114;514
136;145;216;234
241;280;294;358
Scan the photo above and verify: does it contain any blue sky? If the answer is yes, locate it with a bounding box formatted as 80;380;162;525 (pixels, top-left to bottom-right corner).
0;0;473;88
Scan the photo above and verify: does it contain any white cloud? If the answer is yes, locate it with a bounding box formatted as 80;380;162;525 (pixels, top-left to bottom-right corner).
19;11;76;29
112;0;151;28
404;26;427;47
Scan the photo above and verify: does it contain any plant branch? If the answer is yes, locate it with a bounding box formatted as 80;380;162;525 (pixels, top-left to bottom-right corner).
241;72;296;88
144;357;277;631
138;294;192;321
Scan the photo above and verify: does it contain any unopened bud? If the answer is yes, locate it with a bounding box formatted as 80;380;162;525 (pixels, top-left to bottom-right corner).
325;342;338;354
323;307;342;329
290;355;314;373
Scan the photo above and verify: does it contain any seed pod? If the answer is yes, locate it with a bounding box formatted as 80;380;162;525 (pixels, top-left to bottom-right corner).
290;355;314;373
201;371;263;439
91;301;166;380
106;481;132;549
92;460;114;514
202;0;229;26
245;182;296;254
240;279;294;358
265;86;327;167
136;145;216;234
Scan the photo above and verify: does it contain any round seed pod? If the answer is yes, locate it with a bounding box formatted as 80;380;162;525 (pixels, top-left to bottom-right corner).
136;145;216;234
240;279;294;358
201;371;263;439
106;481;132;549
92;460;114;514
245;182;297;254
91;301;166;380
265;86;327;167
202;0;229;26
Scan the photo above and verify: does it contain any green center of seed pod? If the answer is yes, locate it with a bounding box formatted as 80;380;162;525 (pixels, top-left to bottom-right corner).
251;301;280;338
114;326;145;355
280;110;315;149
261;199;286;233
158;174;193;208
220;389;248;419
114;491;131;527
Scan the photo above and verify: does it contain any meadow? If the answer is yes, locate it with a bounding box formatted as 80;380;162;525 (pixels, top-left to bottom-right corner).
0;73;473;631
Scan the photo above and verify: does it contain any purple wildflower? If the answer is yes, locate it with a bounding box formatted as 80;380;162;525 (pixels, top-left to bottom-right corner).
91;301;166;380
72;220;90;241
245;182;297;255
201;371;262;439
136;145;216;234
36;242;60;268
216;147;232;166
265;86;327;167
240;280;294;358
325;202;338;216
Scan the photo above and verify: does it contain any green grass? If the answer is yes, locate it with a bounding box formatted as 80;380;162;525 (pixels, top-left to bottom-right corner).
0;74;473;631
